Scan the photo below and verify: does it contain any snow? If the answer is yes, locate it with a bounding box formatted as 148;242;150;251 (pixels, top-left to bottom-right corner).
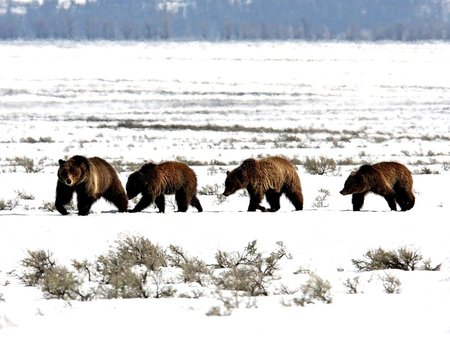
0;41;450;337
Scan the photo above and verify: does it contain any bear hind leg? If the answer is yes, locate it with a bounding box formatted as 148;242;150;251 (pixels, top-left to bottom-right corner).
395;187;415;211
104;186;128;213
175;190;189;212
383;192;397;211
283;187;304;211
155;195;165;213
190;196;203;212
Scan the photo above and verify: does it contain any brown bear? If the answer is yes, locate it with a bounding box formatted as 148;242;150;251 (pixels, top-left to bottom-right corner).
55;155;128;216
340;161;415;211
126;161;203;213
223;156;303;212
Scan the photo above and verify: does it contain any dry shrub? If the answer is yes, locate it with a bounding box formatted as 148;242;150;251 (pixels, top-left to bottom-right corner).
167;245;210;286
282;273;333;306
213;240;291;296
303;156;337;175
352;247;441;271
94;236;168;299
380;272;402;294
21;250;56;286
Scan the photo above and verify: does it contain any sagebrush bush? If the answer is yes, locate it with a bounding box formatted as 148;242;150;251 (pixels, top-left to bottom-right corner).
312;188;330;208
207;290;257;316
110;160;142;173
10;156;46;173
167;245;210;286
300;273;333;304
343;277;360;294
94;236;168;299
16;190;35;200
303;156;337;175
413;167;440;175
0;199;18;211
352;247;441;272
114;235;167;271
380;273;401;294
20;136;54;144
20;250;89;300
199;184;220;196
215;240;262;268
281;273;333;307
18;238;297;305
213;241;290;296
40;266;80;300
20;250;56;286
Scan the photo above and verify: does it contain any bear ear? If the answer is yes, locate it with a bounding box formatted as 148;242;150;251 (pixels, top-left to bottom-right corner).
71;155;87;165
58;159;65;166
140;162;156;174
226;170;230;176
241;158;256;168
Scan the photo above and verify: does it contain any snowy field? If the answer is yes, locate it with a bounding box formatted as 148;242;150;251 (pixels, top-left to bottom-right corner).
0;41;450;337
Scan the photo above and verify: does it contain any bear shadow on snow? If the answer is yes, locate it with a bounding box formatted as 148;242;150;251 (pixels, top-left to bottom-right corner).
126;161;203;213
223;156;303;212
55;155;128;216
340;161;415;212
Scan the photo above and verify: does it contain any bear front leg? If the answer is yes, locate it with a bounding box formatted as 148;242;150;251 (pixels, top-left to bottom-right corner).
55;181;74;215
77;194;96;216
351;193;366;211
247;195;266;212
155;195;165;213
130;194;153;212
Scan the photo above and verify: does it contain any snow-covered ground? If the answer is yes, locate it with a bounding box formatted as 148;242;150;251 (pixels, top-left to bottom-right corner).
0;41;449;337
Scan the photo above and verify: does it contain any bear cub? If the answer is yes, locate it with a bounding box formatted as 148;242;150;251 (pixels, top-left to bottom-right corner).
55;155;128;215
223;156;303;212
340;161;415;211
126;161;203;213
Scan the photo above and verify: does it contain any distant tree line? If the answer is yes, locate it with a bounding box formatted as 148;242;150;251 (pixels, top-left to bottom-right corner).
0;0;449;41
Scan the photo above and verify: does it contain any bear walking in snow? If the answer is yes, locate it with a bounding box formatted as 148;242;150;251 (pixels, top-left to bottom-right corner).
223;156;303;212
55;155;128;215
340;161;415;211
126;161;203;213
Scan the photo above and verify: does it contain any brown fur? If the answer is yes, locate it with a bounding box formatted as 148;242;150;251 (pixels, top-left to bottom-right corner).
55;155;128;215
223;156;303;212
340;161;415;211
126;161;203;213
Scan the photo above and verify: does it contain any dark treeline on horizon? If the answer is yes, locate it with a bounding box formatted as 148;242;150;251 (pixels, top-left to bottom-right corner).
0;0;450;41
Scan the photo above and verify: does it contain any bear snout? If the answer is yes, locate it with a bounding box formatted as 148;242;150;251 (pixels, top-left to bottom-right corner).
339;189;348;195
222;190;230;197
66;178;72;185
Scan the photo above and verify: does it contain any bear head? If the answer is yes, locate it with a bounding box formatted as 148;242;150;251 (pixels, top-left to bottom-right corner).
126;163;156;199
340;169;368;195
223;159;255;196
126;171;144;199
57;156;88;187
